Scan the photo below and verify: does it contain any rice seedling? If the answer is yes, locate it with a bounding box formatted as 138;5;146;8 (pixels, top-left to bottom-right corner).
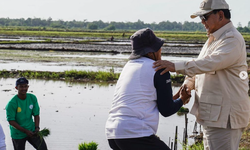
78;141;98;150
37;128;50;139
177;107;189;116
35;128;50;149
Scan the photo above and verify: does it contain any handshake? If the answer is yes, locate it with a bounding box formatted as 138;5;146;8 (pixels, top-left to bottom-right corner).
175;84;191;105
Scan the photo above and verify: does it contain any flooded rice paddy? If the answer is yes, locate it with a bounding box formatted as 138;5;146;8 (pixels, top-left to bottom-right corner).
0;49;199;150
0;49;196;73
0;78;196;150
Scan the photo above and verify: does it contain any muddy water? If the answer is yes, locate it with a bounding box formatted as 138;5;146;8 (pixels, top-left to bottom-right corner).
0;50;198;149
0;42;203;55
0;50;196;73
0;78;197;150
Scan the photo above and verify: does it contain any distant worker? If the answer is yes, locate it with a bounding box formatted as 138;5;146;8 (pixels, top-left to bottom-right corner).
6;77;48;150
110;36;114;41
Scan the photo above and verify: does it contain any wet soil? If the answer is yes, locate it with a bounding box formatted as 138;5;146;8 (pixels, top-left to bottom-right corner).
0;43;203;55
1;35;249;55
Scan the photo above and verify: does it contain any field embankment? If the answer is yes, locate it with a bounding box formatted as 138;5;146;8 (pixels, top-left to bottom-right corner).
0;29;249;55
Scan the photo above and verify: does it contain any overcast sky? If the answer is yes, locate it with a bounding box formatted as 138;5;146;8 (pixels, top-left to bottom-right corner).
0;0;249;27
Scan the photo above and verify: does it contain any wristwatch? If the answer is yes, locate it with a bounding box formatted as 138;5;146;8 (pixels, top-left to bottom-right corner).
35;126;40;129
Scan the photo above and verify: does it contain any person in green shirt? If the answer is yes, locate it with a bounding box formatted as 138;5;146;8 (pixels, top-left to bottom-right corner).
6;77;47;150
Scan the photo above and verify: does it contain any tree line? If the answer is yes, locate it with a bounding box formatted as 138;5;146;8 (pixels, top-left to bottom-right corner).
0;17;250;32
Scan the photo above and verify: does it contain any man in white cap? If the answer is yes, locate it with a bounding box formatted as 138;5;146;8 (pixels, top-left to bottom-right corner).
153;0;250;149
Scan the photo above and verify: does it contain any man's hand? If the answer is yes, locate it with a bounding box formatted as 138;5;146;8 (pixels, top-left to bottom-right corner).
173;86;182;100
180;85;191;105
24;130;34;137
153;60;176;75
34;127;40;134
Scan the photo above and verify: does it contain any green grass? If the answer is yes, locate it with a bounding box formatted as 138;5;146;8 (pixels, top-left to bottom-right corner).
0;70;120;82
1;27;249;43
0;69;185;83
78;142;98;150
0;29;130;40
0;27;250;44
2;69;250;87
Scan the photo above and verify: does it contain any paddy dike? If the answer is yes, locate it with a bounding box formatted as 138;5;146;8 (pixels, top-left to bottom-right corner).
0;43;202;55
0;35;203;55
0;36;249;55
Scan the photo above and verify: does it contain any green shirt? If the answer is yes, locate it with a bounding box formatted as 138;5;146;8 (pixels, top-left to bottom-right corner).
6;93;40;139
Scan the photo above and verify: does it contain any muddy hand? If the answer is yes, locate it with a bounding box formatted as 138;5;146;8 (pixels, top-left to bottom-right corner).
173;84;184;100
180;85;191;105
153;60;175;75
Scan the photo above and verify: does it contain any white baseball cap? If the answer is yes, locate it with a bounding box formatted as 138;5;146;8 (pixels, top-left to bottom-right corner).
191;0;229;19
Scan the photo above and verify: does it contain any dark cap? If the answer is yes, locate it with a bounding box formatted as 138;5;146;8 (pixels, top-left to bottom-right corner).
129;28;164;60
16;77;29;86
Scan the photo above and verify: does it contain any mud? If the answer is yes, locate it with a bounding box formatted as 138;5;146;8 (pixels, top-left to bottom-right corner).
0;35;249;56
0;43;203;54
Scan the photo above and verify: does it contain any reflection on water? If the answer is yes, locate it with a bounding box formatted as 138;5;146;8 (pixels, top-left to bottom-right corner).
0;78;196;150
90;41;204;47
0;61;123;73
52;53;195;61
0;50;195;73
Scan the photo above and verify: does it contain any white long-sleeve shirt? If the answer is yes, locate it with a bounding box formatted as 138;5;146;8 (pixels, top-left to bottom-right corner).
175;22;250;129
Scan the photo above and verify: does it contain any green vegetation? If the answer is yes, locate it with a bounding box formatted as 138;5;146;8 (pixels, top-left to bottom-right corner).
178;107;189;113
177;107;189;116
36;128;50;149
0;69;185;84
87;23;98;30
185;142;204;150
0;18;206;31
104;24;116;31
0;29;124;39
78;142;98;150
2;70;250;90
0;27;249;44
171;74;185;83
37;128;50;139
0;70;120;82
0;70;185;83
1;17;250;33
0;39;105;44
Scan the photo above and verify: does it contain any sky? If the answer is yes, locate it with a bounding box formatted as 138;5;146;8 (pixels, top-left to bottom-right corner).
0;0;249;27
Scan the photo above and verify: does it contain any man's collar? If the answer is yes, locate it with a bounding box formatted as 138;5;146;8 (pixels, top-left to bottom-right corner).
210;21;233;41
